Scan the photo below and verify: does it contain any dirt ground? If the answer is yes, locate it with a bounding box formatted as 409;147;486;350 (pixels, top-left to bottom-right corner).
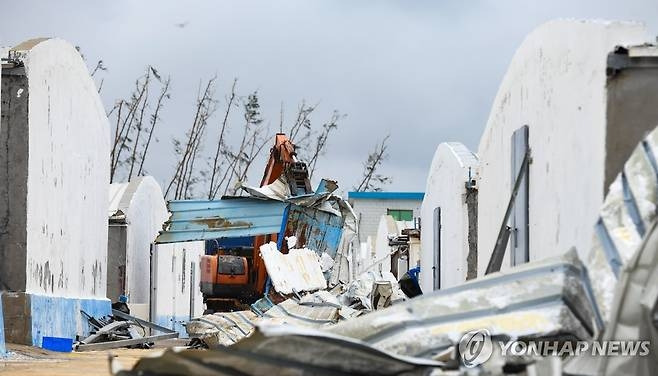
0;340;184;376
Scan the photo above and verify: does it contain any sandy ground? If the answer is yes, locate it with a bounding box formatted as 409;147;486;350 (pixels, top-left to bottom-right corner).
0;340;185;376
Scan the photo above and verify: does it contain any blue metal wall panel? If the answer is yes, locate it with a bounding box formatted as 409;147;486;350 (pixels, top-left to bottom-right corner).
157;198;287;243
282;205;345;257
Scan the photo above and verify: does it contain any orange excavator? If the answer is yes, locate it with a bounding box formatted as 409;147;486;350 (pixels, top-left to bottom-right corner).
199;134;312;311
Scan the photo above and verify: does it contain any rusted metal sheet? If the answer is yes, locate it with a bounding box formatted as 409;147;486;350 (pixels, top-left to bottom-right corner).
155;198;287;244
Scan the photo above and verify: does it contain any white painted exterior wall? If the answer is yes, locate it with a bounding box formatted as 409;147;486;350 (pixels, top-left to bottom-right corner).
420;143;478;292
151;241;204;336
20;38;110;297
476;20;649;275
108;176;168;306
351;198;421;244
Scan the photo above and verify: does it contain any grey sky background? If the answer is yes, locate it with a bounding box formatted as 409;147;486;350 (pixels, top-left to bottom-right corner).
2;1;658;196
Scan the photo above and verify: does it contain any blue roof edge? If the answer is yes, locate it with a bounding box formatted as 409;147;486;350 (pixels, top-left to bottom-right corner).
347;191;425;200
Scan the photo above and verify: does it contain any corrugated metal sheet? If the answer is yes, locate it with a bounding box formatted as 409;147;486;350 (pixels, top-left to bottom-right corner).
328;249;600;359
260;242;327;294
115;325;443;376
185;297;340;347
155;198;287;244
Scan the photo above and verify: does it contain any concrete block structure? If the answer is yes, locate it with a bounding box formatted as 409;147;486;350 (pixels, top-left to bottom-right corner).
108;176;169;318
0;38;110;346
151;242;204;336
476;20;658;275
419;143;479;292
348;191;423;246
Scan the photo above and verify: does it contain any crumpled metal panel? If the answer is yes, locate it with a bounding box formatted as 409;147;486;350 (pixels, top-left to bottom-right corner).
155;198;287;243
328;249;600;359
260;242;327;294
185;297;341;348
115;325;444;376
282;204;345;258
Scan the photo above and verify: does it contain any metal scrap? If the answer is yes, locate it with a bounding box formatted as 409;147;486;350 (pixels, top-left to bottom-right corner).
76;309;178;351
114;324;444;376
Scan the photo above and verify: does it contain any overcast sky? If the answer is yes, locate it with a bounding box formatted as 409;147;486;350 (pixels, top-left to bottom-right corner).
2;1;658;195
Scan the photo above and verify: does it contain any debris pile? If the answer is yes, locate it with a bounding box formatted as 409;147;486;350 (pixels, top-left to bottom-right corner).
76;309;178;352
185;241;407;348
115;124;658;375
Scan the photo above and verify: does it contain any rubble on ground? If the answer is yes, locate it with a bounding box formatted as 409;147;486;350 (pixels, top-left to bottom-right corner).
76;309;178;352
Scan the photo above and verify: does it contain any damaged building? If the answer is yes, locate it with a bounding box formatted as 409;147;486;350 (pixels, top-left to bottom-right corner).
1;15;658;376
114;18;658;375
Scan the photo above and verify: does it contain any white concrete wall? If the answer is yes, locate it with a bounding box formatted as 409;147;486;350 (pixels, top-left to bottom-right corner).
352;199;421;244
151;241;204;336
18;38;110;297
420;143;478;292
476;20;649;275
108;176;168;305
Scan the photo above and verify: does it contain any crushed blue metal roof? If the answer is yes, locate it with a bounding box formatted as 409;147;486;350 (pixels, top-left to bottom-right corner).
347;191;425;200
155;198;287;244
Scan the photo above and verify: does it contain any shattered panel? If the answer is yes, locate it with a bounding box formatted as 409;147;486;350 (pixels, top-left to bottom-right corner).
260;242;327;294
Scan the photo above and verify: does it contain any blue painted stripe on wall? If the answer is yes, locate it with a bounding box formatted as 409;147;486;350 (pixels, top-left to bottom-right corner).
29;294;111;347
0;292;6;355
154;315;190;338
347;191;424;200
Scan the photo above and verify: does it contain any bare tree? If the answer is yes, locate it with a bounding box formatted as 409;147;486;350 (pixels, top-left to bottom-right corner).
127;72;150;180
354;135;392;192
165;77;217;199
109;70;150;182
220;92;269;196
306;110;342;180
283;101;343;181
288;100;317;152
138;75;171;176
208;79;238;199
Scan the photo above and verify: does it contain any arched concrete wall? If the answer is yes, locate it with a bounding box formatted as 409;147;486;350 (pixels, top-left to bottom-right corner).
476;20;650;275
23;38;110;296
420;142;478;292
108;176;168;307
0;38;111;346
